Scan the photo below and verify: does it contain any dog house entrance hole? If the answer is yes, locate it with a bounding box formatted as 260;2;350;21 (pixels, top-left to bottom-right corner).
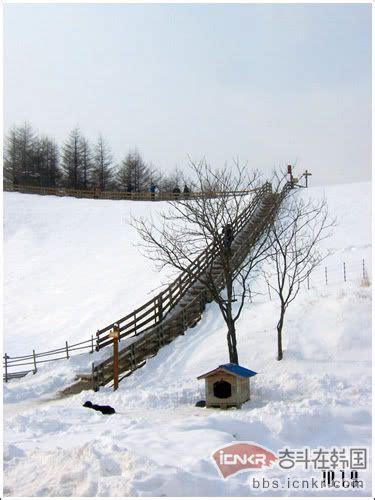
213;379;232;399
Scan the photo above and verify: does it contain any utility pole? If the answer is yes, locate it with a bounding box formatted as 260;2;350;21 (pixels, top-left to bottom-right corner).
287;164;293;188
302;169;312;188
287;164;300;188
109;323;120;391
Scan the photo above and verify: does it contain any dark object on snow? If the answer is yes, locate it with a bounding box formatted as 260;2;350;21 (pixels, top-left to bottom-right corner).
195;400;206;408
83;400;116;415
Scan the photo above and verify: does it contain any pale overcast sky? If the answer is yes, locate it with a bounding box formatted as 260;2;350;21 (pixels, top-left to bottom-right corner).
4;3;371;186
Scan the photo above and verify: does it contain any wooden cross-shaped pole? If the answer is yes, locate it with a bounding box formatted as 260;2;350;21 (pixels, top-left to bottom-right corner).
303;169;312;188
109;323;120;391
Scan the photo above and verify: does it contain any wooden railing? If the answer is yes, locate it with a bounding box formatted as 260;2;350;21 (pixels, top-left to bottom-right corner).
91;182;286;389
94;182;272;351
3;183;258;202
3;337;95;382
3;181;286;385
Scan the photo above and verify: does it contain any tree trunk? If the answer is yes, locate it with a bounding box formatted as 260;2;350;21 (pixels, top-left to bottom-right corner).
227;319;239;364
277;307;285;361
224;265;239;364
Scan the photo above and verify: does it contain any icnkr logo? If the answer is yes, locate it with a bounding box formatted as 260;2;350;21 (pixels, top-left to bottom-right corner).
212;442;278;479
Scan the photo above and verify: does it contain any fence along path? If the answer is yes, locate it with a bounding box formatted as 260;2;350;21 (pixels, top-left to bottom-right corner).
3;338;95;382
4;183;256;202
3;182;286;387
91;182;287;390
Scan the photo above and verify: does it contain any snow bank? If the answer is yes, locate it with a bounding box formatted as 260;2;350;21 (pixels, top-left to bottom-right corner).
3;182;372;496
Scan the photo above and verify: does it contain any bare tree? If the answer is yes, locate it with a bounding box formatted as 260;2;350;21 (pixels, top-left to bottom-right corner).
147;162;163;190
160;166;184;192
265;193;334;361
131;160;278;364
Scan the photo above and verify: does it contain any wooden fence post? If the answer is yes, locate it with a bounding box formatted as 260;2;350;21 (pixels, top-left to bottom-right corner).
158;325;164;347
91;335;94;353
33;350;37;374
343;262;346;282
91;362;97;392
307;274;310;290
4;354;8;383
65;341;69;359
325;267;328;285
96;330;100;351
130;344;136;370
362;259;366;280
158;293;163;323
109;324;120;391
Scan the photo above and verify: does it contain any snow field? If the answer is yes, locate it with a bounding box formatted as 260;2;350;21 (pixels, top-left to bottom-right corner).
3;181;372;496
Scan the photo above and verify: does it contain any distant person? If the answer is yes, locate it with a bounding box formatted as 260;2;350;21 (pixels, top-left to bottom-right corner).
222;224;234;253
172;186;181;200
150;183;156;200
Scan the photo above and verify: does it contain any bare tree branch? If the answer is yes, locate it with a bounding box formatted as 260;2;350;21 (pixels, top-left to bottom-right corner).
264;184;336;360
131;160;279;364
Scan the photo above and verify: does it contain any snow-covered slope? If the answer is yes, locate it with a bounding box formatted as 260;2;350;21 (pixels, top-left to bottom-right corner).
3;182;372;496
3;182;371;356
4;194;171;355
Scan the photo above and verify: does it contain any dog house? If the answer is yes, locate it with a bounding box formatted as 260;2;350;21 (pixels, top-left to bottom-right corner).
197;363;257;408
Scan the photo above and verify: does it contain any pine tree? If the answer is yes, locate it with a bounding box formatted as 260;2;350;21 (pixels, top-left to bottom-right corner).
81;138;92;190
92;135;114;191
3;123;37;186
35;136;60;187
3;127;18;185
115;158;130;191
61;127;84;189
18;122;36;179
116;149;149;192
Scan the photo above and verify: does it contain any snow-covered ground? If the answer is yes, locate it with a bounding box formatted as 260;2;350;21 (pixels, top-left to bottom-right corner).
3;182;372;496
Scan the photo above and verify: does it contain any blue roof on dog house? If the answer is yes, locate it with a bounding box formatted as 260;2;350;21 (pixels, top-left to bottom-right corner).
197;363;257;380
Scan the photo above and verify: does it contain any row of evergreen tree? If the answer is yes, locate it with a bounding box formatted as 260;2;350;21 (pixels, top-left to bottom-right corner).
4;123;185;192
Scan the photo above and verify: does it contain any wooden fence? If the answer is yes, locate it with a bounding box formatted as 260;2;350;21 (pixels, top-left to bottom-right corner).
94;182;273;350
3;183;257;202
3;181;287;386
92;182;287;389
3;337;95;382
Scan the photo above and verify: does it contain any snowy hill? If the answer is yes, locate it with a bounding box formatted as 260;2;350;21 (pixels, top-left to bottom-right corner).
3;182;372;496
3;182;371;356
